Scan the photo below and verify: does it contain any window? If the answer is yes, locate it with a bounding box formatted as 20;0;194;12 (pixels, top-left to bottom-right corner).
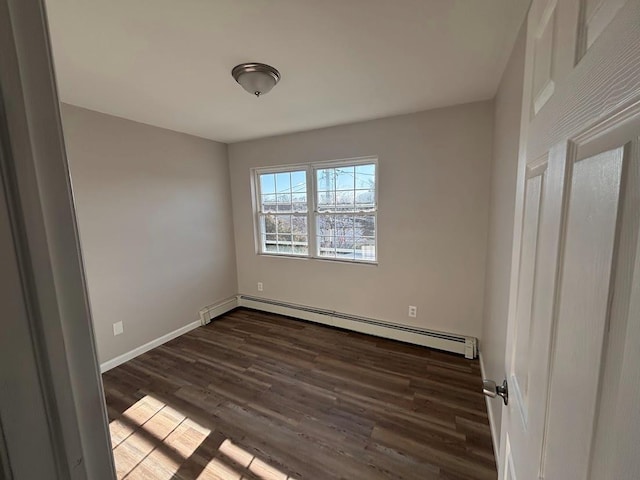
254;158;377;263
256;169;309;256
315;163;376;261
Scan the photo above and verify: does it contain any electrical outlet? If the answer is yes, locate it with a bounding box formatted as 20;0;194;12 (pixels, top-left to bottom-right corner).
113;321;124;336
408;306;417;318
257;282;263;292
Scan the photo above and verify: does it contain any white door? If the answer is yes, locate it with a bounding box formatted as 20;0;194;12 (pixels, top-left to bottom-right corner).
494;0;640;479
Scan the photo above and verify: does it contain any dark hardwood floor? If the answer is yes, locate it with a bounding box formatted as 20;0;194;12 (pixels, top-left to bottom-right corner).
102;308;496;480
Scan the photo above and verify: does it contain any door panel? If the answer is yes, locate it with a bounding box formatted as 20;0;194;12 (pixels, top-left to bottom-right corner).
589;139;640;479
531;0;558;115
610;231;640;479
503;439;516;480
577;0;628;59
511;164;545;422
542;146;625;479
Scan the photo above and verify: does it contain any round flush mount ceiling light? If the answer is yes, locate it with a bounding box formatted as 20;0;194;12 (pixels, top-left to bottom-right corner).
231;62;281;97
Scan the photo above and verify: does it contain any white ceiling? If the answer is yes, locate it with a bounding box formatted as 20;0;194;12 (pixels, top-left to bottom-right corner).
45;0;529;143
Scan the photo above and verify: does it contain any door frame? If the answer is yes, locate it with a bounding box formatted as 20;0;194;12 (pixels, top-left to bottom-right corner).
0;0;115;477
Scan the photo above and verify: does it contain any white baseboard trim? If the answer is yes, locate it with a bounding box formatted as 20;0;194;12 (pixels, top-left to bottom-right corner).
100;296;238;373
237;294;477;359
100;320;200;373
99;294;476;374
479;351;499;467
199;296;238;325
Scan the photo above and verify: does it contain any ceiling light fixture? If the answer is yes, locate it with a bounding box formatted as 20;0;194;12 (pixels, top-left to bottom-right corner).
231;62;281;97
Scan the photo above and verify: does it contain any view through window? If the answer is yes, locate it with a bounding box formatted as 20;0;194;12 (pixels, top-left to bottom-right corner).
255;159;377;262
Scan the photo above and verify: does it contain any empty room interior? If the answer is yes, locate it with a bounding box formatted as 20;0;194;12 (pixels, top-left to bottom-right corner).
3;0;640;479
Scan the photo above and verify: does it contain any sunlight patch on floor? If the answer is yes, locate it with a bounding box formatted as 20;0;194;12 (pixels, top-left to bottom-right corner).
109;395;297;479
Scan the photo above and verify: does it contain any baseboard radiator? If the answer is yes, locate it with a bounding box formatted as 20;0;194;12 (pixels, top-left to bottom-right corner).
236;295;477;359
199;296;239;325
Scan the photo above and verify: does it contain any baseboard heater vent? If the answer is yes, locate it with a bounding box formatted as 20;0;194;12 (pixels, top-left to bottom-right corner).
236;295;477;359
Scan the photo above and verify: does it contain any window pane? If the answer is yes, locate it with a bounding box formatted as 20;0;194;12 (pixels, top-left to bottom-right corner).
291;171;307;193
354;214;375;237
318;191;335;210
355;189;374;206
261;195;277;213
353;213;376;261
335;244;355;260
292;193;307;212
318;236;336;257
336;190;355;208
316;168;334;192
354;237;376;261
316;215;334;236
262;234;275;253
335;235;354;252
336;166;355;190
277;194;293;213
275;172;291;193
260;173;276;194
262;233;277;253
277;215;292;233
293;237;308;255
291;215;308;236
355;164;376;189
333;215;354;238
263;214;277;234
277;239;293;254
277;193;291;209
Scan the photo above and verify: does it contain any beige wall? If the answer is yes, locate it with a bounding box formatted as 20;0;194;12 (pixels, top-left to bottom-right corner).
61;104;237;364
481;23;527;442
229;102;493;339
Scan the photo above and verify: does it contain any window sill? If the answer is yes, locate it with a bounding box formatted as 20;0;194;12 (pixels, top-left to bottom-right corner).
257;252;378;266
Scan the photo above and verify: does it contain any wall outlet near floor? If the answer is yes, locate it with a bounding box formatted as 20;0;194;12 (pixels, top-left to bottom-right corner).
408;306;417;318
257;282;263;292
113;321;124;336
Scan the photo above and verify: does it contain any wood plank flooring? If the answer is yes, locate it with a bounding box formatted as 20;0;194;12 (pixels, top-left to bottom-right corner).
102;308;496;480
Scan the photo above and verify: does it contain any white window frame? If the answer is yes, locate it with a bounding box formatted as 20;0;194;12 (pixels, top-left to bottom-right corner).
253;156;378;264
253;163;312;258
